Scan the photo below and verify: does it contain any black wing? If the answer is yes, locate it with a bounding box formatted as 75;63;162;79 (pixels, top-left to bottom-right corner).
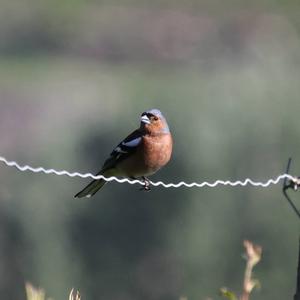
101;129;143;171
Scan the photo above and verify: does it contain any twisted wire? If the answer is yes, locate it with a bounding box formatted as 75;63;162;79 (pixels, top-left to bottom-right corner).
0;156;295;188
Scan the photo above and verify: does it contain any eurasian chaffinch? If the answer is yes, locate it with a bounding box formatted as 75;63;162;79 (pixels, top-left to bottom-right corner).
75;109;173;198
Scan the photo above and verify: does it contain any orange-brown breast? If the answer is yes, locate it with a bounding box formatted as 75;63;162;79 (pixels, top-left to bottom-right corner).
141;133;173;172
116;133;172;177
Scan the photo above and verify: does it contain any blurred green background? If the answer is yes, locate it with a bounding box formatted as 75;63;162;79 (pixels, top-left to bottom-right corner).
0;1;300;299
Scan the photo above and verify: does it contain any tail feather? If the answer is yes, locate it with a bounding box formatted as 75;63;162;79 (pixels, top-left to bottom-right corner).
74;178;107;198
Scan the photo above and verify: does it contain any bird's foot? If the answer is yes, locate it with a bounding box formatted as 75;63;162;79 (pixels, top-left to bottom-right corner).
140;177;151;192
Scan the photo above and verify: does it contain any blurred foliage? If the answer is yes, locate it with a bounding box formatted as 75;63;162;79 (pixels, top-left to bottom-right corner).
220;288;238;300
25;282;51;300
0;1;300;300
25;283;80;300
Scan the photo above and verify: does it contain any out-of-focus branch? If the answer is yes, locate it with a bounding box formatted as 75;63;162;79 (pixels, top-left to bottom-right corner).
69;289;81;300
240;240;262;300
220;240;262;300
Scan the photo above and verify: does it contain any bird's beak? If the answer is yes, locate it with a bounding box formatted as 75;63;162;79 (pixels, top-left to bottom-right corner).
140;115;151;125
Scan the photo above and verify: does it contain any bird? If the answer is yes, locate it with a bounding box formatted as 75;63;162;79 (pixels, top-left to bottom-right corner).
75;108;173;198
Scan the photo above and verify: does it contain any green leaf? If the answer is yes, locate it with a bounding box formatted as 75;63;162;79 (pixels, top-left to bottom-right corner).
220;287;238;300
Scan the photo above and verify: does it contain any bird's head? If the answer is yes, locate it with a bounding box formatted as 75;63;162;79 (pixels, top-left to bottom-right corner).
140;109;170;134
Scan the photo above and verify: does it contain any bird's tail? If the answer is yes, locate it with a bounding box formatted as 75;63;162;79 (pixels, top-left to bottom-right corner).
74;171;107;198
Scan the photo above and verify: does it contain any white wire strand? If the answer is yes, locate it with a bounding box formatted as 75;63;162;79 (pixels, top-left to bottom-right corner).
0;155;296;188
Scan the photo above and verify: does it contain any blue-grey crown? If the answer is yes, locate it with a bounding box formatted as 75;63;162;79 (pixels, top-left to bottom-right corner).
143;108;170;133
146;108;163;117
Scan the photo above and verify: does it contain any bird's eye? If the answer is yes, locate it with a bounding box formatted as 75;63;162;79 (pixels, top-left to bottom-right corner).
153;116;158;121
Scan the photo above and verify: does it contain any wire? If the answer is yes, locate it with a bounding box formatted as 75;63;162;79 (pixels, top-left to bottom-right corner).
0;155;296;189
